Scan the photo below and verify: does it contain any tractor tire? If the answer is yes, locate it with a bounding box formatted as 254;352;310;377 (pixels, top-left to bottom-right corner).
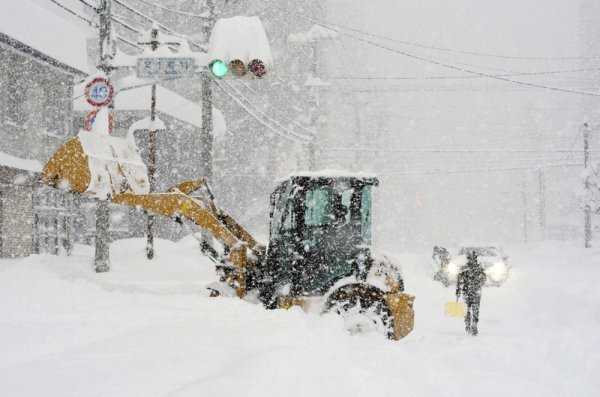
322;284;394;339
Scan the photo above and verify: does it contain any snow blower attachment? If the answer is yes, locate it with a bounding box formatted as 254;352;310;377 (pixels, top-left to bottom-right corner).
42;135;415;340
42;131;150;198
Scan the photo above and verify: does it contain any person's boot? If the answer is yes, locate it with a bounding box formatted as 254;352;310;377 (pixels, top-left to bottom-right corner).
465;316;471;334
471;324;478;336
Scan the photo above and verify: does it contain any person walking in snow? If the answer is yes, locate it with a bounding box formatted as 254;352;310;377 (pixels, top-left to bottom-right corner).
456;251;487;335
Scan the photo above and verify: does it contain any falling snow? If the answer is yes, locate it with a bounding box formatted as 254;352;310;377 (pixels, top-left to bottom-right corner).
1;0;600;396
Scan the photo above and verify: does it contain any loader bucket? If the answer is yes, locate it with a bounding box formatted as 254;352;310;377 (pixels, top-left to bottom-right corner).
43;131;149;199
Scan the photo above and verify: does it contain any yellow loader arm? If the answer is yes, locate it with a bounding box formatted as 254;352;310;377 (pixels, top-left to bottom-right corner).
43;134;264;297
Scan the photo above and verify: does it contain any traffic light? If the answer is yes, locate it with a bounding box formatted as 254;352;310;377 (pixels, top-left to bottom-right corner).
229;59;246;77
209;58;268;78
248;59;266;77
210;60;228;78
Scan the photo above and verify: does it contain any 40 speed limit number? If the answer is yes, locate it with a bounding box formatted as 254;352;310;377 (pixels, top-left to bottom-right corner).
84;77;114;107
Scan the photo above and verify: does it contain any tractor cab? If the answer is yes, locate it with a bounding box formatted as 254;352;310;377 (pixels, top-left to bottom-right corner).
264;173;378;297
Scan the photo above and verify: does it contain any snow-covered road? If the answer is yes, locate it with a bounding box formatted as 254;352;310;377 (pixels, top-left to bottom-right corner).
0;237;598;397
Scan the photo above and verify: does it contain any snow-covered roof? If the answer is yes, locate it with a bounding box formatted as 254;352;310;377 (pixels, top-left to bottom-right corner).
0;151;43;173
208;16;273;68
1;0;92;74
74;83;227;137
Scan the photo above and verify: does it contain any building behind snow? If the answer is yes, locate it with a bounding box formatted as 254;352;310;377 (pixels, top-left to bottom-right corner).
0;0;90;258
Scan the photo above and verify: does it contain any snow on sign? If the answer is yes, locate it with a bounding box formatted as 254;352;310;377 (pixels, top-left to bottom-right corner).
84;77;114;107
136;58;195;79
84;109;114;134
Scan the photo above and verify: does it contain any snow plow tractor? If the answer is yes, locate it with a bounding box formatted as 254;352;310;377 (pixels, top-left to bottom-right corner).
42;132;414;340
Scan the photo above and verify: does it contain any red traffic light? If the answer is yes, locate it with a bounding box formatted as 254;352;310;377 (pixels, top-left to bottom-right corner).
248;59;266;77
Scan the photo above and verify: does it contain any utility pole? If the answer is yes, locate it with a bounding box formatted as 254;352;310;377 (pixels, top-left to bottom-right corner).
522;173;528;243
307;39;319;171
538;168;546;240
139;27;160;260
200;0;216;181
583;123;592;248
95;0;115;273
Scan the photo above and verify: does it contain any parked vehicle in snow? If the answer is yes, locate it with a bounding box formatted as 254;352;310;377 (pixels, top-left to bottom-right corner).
433;244;510;287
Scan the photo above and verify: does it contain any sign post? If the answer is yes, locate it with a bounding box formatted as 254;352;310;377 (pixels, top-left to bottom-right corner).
136;28;192;260
84;108;114;133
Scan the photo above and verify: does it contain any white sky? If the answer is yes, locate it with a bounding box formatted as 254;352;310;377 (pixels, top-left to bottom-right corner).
321;0;597;249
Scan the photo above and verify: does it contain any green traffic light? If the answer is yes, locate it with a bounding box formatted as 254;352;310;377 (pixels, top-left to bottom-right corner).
210;60;228;78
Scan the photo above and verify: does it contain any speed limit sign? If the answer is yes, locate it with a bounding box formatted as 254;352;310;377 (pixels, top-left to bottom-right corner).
84;77;114;107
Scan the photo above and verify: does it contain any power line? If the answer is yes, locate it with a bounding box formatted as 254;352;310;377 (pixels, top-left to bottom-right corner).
216;80;341;166
48;0;97;27
319;67;600;81
129;0;208;19
378;163;584;176
230;81;338;165
269;2;600;61
48;0;141;49
234;80;317;137
377;164;581;175
76;0;98;10
265;1;600;97
214;80;309;144
328;148;598;154
221;79;312;142
115;35;142;49
112;0;206;50
112;14;142;34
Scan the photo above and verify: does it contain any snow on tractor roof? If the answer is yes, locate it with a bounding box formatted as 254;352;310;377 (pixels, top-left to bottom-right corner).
279;169;378;182
459;243;502;249
208;16;273;68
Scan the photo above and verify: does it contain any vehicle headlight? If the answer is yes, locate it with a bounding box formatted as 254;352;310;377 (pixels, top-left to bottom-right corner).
446;262;459;276
489;262;507;280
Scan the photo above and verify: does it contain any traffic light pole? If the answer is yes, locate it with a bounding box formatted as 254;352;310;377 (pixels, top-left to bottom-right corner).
200;0;216;182
145;28;159;260
146;82;157;259
95;0;114;273
201;71;214;182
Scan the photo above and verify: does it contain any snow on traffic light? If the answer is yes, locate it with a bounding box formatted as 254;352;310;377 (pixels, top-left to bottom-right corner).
208;16;273;79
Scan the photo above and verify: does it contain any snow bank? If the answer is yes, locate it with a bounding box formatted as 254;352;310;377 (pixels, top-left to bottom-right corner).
0;239;598;396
